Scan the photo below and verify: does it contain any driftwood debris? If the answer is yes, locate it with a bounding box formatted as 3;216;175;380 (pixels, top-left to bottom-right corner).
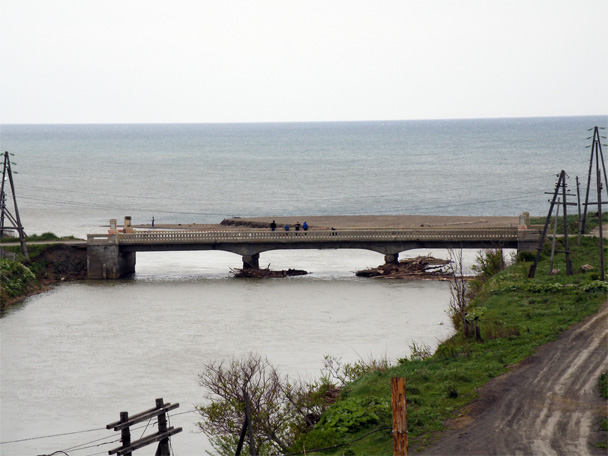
230;266;308;278
356;255;451;279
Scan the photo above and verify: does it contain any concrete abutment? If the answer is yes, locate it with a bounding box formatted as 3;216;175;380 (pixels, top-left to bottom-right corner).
87;244;136;279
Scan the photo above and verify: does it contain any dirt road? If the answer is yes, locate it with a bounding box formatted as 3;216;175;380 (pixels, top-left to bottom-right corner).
421;303;608;456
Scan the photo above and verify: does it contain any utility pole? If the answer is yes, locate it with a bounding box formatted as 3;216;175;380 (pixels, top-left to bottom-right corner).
0;151;28;259
597;166;605;280
107;398;182;456
528;170;576;278
580;126;608;234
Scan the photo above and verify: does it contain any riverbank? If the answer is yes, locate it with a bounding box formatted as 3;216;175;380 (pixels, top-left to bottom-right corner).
286;234;608;454
0;243;86;310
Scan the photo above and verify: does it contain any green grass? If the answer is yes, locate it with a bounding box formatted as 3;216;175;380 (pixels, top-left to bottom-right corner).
1;232;83;306
288;236;607;455
0;258;37;302
530;210;607;235
1;232;80;244
1;232;82;261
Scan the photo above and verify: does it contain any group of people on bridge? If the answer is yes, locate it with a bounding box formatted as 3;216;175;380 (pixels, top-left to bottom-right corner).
270;220;309;232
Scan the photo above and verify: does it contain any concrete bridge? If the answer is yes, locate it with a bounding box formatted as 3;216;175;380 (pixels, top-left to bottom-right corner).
86;225;539;279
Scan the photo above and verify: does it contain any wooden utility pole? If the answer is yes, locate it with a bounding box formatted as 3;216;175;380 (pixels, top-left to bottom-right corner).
391;377;408;456
579;126;607;280
529;171;575;278
576;176;583;245
597;167;605;280
549;198;560;272
580;126;608;234
106;398;182;456
0;151;28;259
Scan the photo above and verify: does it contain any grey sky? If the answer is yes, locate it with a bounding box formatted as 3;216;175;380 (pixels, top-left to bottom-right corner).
1;0;606;124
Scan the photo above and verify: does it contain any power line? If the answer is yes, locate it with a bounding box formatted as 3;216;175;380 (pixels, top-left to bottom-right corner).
168;409;198;418
0;427;106;445
59;422;154;453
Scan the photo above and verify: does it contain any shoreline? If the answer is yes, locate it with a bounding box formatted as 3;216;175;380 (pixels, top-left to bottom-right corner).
133;214;522;231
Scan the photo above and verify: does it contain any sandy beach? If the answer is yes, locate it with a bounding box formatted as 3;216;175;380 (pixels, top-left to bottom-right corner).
134;214;521;231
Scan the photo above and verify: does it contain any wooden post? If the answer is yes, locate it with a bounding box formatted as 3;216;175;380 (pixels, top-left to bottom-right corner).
107;399;181;456
155;398;170;456
576;176;583;245
550;198;560;272
561;172;573;275
391;377;408;456
529;170;565;278
244;391;256;456
120;412;132;456
597;168;605;281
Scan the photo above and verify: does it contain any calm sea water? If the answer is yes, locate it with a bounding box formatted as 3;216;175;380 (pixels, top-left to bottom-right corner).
2;116;606;237
0;116;606;455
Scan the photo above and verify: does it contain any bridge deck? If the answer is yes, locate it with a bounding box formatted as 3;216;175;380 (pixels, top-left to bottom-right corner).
85;225;539;278
88;227;521;245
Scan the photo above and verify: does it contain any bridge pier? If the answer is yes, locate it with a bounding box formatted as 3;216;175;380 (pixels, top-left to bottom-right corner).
242;253;260;269
87;243;136;279
384;253;399;264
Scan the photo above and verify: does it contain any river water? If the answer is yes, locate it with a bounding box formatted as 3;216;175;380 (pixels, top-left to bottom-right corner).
1;250;456;456
0;117;605;455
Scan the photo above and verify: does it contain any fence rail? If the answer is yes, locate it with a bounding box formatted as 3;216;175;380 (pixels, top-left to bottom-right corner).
88;227;520;245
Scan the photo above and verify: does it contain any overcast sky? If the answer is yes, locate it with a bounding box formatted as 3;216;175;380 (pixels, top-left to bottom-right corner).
1;0;606;124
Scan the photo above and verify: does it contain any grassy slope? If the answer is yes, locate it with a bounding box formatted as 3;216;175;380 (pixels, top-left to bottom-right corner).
290;235;607;455
0;233;82;308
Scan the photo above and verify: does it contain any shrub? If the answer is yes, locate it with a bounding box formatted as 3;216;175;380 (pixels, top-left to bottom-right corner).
472;249;506;279
482;320;521;340
600;371;608;400
435;343;458;360
316;397;390;434
517;251;536;262
445;384;459;399
321;355;390;388
408;342;433;361
0;259;36;299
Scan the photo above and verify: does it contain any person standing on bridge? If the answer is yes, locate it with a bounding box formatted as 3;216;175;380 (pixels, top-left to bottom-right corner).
295;221;301;231
303;221;308;231
270;220;276;231
284;223;290;232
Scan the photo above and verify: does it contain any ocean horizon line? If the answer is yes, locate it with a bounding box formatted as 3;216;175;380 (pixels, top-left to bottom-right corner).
1;113;606;127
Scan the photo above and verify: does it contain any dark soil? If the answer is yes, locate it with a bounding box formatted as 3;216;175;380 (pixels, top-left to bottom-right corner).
33;244;88;282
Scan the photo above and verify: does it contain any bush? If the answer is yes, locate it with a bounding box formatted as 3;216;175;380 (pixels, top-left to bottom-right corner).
321;355;390;388
472;249;506;279
408;342;433;361
316;397;390;434
0;259;36;299
517;251;536;262
445;384;459;399
600;371;608;400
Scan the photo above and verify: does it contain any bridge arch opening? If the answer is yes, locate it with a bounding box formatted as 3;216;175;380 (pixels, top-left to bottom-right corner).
132;249;389;280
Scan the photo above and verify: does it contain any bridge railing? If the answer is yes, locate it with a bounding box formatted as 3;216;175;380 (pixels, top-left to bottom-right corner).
88;227;520;245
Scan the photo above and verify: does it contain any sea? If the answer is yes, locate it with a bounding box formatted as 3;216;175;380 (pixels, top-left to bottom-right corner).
0;115;606;455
